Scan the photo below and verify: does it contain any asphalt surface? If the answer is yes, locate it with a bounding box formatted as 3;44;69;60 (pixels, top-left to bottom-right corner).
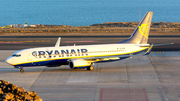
1;50;180;101
1;36;180;101
0;36;179;51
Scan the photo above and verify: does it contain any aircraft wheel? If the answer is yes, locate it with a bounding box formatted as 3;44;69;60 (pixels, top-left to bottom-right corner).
20;69;24;73
90;66;94;71
87;66;94;71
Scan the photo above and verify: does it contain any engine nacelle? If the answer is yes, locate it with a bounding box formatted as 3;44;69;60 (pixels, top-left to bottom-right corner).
69;59;91;69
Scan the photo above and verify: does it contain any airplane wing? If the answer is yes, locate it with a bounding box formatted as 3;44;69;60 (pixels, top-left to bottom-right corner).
69;54;132;63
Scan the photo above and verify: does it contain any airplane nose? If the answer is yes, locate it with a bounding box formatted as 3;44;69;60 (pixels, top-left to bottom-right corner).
5;57;14;65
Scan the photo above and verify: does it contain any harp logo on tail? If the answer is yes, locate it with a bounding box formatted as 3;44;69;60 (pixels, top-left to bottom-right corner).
139;23;149;39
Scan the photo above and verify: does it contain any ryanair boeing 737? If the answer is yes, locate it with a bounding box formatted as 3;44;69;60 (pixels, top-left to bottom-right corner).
6;11;155;72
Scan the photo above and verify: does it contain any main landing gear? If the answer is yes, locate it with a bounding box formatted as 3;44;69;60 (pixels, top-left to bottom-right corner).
87;66;94;71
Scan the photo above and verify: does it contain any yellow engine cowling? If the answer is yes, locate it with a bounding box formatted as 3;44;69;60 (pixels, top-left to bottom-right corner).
69;59;91;69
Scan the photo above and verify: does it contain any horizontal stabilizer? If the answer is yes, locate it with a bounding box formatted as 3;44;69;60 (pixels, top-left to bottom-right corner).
153;43;174;46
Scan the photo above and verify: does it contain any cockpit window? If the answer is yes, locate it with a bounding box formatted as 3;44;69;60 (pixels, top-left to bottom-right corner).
12;54;21;57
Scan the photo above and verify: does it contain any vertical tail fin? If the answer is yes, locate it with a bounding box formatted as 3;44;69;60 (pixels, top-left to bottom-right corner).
120;11;153;44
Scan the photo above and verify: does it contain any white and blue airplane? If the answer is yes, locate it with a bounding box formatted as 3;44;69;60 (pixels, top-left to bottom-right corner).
6;11;155;72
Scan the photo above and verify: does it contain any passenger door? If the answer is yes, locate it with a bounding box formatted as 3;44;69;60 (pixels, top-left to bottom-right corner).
27;52;32;61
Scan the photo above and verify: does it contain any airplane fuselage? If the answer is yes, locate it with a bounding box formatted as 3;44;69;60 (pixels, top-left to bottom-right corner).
6;44;149;67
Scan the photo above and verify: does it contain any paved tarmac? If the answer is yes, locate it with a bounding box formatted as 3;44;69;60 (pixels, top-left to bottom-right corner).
1;36;180;101
1;50;180;101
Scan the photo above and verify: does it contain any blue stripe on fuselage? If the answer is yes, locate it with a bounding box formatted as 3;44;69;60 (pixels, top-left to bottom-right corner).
14;59;68;67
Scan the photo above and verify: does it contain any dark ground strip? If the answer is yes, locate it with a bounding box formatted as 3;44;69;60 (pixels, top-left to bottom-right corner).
0;36;179;51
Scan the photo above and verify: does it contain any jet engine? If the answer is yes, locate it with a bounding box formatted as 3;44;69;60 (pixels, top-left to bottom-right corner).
69;59;91;69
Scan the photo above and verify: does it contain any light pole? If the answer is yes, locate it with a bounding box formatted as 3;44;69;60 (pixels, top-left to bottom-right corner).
139;7;141;22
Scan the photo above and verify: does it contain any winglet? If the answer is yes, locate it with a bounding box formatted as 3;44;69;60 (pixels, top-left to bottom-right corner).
144;44;153;55
55;37;61;47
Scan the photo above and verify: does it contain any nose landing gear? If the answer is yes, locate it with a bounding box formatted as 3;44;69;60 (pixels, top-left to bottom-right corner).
20;69;24;73
14;66;24;73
